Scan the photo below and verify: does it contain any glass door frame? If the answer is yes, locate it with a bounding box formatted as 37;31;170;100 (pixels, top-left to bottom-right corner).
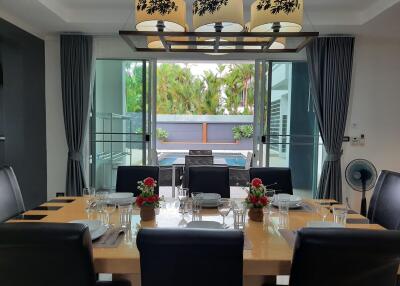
253;60;320;195
89;58;157;188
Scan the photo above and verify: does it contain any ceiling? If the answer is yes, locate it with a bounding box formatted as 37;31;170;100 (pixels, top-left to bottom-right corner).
0;0;399;38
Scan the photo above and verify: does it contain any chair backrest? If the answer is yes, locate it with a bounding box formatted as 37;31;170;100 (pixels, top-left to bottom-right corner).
250;167;293;195
289;228;400;286
0;166;25;222
185;155;213;166
182;155;214;188
0;223;96;286
189;150;212;155
116;166;159;196
188;166;230;198
137;228;244;286
368;170;400;230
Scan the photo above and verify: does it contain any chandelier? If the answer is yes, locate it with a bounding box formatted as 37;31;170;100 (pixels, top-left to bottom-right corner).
120;0;317;54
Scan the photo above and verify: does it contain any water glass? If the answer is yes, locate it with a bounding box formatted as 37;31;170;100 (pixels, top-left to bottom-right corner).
103;201;117;227
333;207;347;225
278;197;289;215
119;203;133;230
95;191;109;213
233;204;246;231
316;204;330;222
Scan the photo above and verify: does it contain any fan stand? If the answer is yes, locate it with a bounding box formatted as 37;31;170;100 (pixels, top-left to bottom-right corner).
359;169;371;217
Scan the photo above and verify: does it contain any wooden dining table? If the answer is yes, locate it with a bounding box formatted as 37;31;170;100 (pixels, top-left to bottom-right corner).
8;197;385;286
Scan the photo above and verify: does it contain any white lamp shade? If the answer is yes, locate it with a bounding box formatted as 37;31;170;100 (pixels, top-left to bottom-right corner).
135;0;186;31
193;0;244;32
250;0;303;32
243;22;285;50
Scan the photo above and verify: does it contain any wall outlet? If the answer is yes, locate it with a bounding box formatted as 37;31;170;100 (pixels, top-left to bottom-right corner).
350;134;366;146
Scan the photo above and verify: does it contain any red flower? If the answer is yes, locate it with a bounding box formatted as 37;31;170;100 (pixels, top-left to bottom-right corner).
251;178;263;188
249;195;258;204
136;196;144;207
259;196;268;206
143;177;155;187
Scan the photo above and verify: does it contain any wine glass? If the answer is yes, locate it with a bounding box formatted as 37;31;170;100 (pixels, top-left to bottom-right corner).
218;198;232;228
83;187;96;213
264;189;276;214
177;187;188;215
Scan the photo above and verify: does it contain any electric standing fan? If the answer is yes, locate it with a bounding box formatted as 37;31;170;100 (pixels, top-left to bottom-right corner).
345;159;377;217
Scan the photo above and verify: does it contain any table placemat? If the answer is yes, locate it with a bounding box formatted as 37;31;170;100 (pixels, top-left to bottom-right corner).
346;218;370;224
33;206;63;211
93;228;125;248
48;199;75;203
278;229;297;249
13;214;47;221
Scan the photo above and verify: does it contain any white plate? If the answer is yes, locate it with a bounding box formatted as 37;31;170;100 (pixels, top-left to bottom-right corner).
109;192;133;199
186;221;223;229
69;219;108;240
306;221;345;228
272;194;302;208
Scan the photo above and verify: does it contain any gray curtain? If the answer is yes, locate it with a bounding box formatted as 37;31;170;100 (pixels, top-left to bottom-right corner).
307;37;355;202
60;35;93;196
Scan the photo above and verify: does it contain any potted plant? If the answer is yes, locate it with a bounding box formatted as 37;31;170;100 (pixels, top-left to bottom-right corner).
245;178;268;222
136;177;161;221
156;128;168;142
232;125;253;145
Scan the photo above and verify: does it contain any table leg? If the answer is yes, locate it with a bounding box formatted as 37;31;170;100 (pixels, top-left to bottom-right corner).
172;165;176;198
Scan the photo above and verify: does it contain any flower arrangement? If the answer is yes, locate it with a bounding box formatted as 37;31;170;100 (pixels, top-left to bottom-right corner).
245;178;268;208
136;177;161;209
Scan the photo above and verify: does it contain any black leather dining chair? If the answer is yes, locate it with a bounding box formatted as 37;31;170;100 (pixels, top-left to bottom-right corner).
137;228;244;286
0;223;130;286
182;155;214;187
116;166;159;196
368;170;400;230
250;167;293;195
289;228;400;286
0;166;25;222
188;166;230;198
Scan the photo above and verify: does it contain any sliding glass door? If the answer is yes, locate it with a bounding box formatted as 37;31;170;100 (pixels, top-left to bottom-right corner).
254;61;319;197
90;59;156;190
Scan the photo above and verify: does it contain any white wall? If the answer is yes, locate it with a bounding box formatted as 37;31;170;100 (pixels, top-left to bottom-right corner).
342;35;400;210
45;36;68;199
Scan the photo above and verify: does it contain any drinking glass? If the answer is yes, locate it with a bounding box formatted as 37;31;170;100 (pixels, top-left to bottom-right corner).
177;187;189;215
317;204;330;222
83;187;96;213
233;202;246;230
278;195;289;215
218;198;232;228
264;189;276;214
333;207;347;225
95;191;108;213
119;203;133;230
104;201;117;228
191;192;203;215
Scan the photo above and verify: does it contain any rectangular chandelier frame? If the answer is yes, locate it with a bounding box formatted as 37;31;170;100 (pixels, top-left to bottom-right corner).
119;31;319;53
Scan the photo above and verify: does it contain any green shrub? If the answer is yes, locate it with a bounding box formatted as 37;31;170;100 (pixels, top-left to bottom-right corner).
232;125;253;140
156;128;168;141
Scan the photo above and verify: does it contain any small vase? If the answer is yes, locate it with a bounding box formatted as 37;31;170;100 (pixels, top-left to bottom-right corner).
248;208;264;222
140;205;155;221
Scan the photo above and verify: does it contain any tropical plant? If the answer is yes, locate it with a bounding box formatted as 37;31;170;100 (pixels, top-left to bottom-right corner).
125;62;143;113
232;125;254;140
156;128;168;141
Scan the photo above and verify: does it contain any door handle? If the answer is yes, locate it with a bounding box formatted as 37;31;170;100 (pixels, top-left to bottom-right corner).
0;136;5;141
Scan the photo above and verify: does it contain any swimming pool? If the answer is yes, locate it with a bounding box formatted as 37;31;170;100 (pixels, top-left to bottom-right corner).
158;153;246;167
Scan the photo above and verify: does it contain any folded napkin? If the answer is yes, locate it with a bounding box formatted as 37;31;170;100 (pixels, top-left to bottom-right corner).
93;227;125;248
346;218;370;224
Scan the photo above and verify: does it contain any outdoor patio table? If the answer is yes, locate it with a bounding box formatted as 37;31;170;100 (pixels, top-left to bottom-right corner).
8;197;386;286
